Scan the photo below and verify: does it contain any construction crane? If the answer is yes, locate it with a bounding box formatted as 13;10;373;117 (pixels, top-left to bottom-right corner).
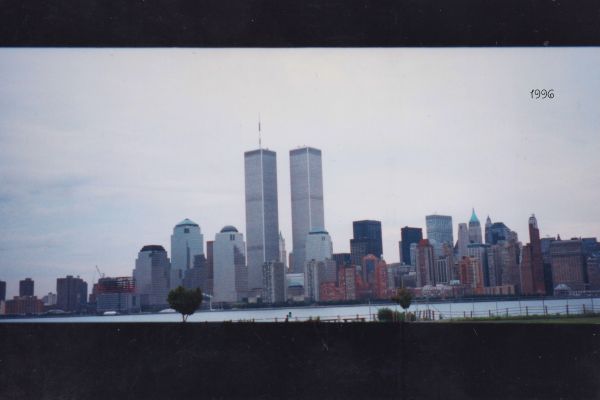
95;265;105;282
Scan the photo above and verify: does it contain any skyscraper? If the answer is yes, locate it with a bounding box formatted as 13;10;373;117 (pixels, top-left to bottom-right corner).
350;220;383;265
415;239;435;287
244;148;280;292
213;226;247;303
290;147;325;273
487;222;516;245
400;227;423;265
278;232;287;269
468;209;482;244
170;218;204;289
520;214;546;295
457;223;469;259
467;243;490;286
262;261;286;304
425;215;453;246
132;245;171;307
19;278;34;297
56;275;88;312
484;216;493;244
206;240;214;295
0;280;5;302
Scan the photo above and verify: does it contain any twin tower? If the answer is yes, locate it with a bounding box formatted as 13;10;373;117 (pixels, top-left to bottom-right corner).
244;146;325;292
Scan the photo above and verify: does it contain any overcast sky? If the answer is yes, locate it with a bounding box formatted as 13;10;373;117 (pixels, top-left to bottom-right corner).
1;48;599;297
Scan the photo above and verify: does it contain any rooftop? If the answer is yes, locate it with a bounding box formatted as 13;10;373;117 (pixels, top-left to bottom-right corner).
175;218;199;228
140;245;166;253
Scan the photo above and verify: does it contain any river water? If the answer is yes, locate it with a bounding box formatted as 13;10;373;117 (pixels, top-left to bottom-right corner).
3;297;600;323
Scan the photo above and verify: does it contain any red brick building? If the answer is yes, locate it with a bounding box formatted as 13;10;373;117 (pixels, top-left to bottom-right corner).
5;296;44;315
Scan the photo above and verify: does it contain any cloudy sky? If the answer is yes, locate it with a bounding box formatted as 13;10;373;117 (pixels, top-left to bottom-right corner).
1;48;599;297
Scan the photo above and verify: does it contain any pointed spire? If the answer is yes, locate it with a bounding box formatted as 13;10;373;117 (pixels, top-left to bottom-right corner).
469;208;480;224
485;215;492;226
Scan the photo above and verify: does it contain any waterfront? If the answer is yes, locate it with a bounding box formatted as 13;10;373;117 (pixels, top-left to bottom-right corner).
3;296;600;323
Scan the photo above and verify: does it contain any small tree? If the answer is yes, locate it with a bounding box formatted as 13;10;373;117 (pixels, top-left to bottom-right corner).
392;287;413;321
167;286;203;323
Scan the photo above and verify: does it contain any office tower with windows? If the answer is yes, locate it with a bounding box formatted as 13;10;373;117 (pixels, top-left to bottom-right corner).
350;220;383;265
400;227;423;265
170;218;204;289
19;278;34;297
290;147;325;273
56;275;88;312
425;215;453;246
245;148;280;293
457;223;469;259
262;261;286;304
520;214;546;295
550;238;587;292
415;239;435;287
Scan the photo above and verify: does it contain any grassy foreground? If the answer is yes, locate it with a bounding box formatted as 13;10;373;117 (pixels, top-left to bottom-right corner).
444;312;600;324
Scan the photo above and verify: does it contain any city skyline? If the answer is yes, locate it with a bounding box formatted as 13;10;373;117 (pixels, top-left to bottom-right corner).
1;48;599;296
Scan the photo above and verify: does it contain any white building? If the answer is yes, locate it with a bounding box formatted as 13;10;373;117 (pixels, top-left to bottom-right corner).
213;226;247;304
42;292;57;306
290;147;325;273
305;229;333;265
170;218;204;289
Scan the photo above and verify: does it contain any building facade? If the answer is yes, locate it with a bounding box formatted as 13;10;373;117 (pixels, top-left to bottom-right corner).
425;215;453;246
213;226;247;303
95;276;138;313
305;229;333;265
415;239;435;287
19;278;34;297
170;218;204;289
132;245;171;307
262;261;286;304
520;215;546;295
400;226;423;266
350;220;383;265
5;296;44;315
244;148;280;292
457;223;470;259
56;275;88;312
550;239;587;291
468;209;483;244
289;147;325;273
467;244;490;287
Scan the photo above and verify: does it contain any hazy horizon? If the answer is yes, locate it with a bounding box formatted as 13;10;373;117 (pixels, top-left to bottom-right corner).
1;48;599;297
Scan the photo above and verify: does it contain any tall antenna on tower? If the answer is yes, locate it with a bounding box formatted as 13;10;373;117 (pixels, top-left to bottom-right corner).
258;113;262;149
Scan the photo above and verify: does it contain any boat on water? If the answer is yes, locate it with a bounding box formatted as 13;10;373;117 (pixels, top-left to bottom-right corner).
103;311;119;316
